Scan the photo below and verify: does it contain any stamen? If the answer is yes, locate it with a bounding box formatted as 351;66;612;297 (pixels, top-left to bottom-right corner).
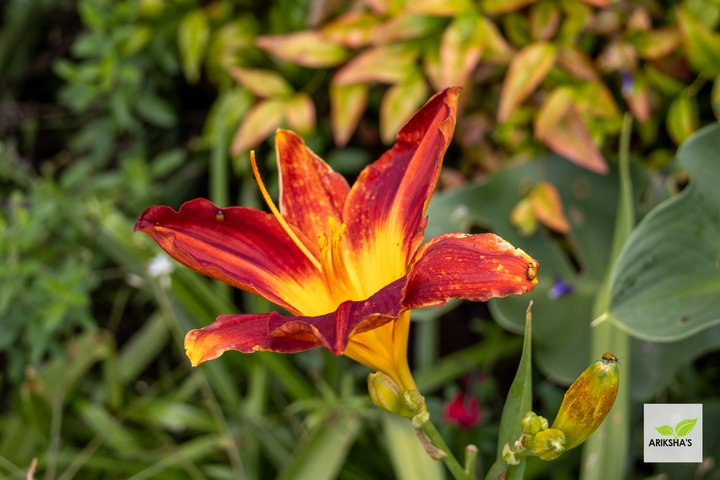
250;151;321;271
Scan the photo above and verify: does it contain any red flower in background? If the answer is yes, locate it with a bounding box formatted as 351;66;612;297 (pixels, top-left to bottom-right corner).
443;392;482;429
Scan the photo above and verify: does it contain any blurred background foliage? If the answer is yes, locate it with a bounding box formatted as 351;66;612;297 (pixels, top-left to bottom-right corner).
1;0;719;478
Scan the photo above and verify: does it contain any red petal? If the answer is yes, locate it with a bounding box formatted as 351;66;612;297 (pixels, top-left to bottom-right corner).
276;129;350;256
403;233;538;309
135;198;334;315
184;314;319;366
184;278;407;365
343;87;461;295
268;277;408;355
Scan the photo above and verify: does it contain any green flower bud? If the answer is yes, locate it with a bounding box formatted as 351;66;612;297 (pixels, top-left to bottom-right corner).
368;372;426;419
551;352;620;450
530;428;566;461
521;411;549;435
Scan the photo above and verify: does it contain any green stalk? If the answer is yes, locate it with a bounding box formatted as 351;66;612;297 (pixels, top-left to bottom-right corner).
416;418;470;480
580;115;634;480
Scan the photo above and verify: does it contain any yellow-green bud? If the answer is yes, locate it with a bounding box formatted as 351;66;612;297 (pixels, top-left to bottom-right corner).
551;352;620;450
521;411;549;435
368;372;426;419
530;428;566;461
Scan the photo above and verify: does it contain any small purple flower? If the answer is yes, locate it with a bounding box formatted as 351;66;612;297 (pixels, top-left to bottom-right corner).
620;71;634;96
548;276;574;299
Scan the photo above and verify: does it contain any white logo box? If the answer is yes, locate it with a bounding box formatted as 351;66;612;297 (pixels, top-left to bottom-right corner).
644;403;703;463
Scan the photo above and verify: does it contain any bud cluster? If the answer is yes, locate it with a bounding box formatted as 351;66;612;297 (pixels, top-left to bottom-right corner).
501;353;620;465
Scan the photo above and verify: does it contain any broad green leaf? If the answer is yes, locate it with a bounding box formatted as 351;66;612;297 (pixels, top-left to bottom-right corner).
498;42;556;122
330;82;368;146
535;87;608;174
333;44;418;86
667;93;699;145
486;305;532;480
178;9;210;84
382;414;444;480
256;32;348;68
276;410;361;480
713;75;720;120
676;7;720;77
675;418;698;437
580;116;633;480
656;425;675;436
439;14;483;88
380;72;428;143
135;92;176;128
229;68;294;98
609;123;720;341
230;99;285;156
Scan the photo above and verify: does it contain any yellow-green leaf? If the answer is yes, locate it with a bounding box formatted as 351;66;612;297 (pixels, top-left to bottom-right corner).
230;68;294;98
380;72;428;143
530;1;560;41
634;27;680;60
483;0;537;15
256;31;348;68
439;15;483;88
529;181;571;234
321;12;381;48
676;7;720;77
667;93;699;145
284;93;316;134
535;88;608;174
330;83;368;146
476;16;514;63
405;0;473;16
373;14;446;44
557;46;598;81
230;100;285;155
334;44;418;85
498;42;557;122
178;9;210;84
510;197;538;237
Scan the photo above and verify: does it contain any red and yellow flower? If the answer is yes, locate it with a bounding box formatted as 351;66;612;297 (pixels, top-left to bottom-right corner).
135;88;538;393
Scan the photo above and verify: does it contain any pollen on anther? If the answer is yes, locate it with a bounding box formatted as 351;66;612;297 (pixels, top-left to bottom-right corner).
215;211;225;222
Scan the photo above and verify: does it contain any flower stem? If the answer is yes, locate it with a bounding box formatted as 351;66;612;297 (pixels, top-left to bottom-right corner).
416;416;470;480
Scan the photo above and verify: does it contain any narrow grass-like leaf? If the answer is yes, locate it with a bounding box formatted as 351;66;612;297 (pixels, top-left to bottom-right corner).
276;410;361;480
382;414;444;480
486;303;532;480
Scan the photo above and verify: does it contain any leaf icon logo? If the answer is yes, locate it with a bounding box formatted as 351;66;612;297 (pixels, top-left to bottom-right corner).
655;418;697;438
675;418;697;437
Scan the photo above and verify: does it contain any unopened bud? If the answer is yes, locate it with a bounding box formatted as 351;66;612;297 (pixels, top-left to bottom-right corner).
521;411;548;435
552;352;620;450
368;372;426;419
530;428;566;461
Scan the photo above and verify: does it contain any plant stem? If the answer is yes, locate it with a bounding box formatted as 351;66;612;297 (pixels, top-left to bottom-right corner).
417;418;470;480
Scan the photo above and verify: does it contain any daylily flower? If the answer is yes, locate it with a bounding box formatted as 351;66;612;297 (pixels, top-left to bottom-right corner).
135;88;538;393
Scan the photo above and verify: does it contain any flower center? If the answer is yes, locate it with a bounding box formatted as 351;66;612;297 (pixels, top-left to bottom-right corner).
318;217;361;304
